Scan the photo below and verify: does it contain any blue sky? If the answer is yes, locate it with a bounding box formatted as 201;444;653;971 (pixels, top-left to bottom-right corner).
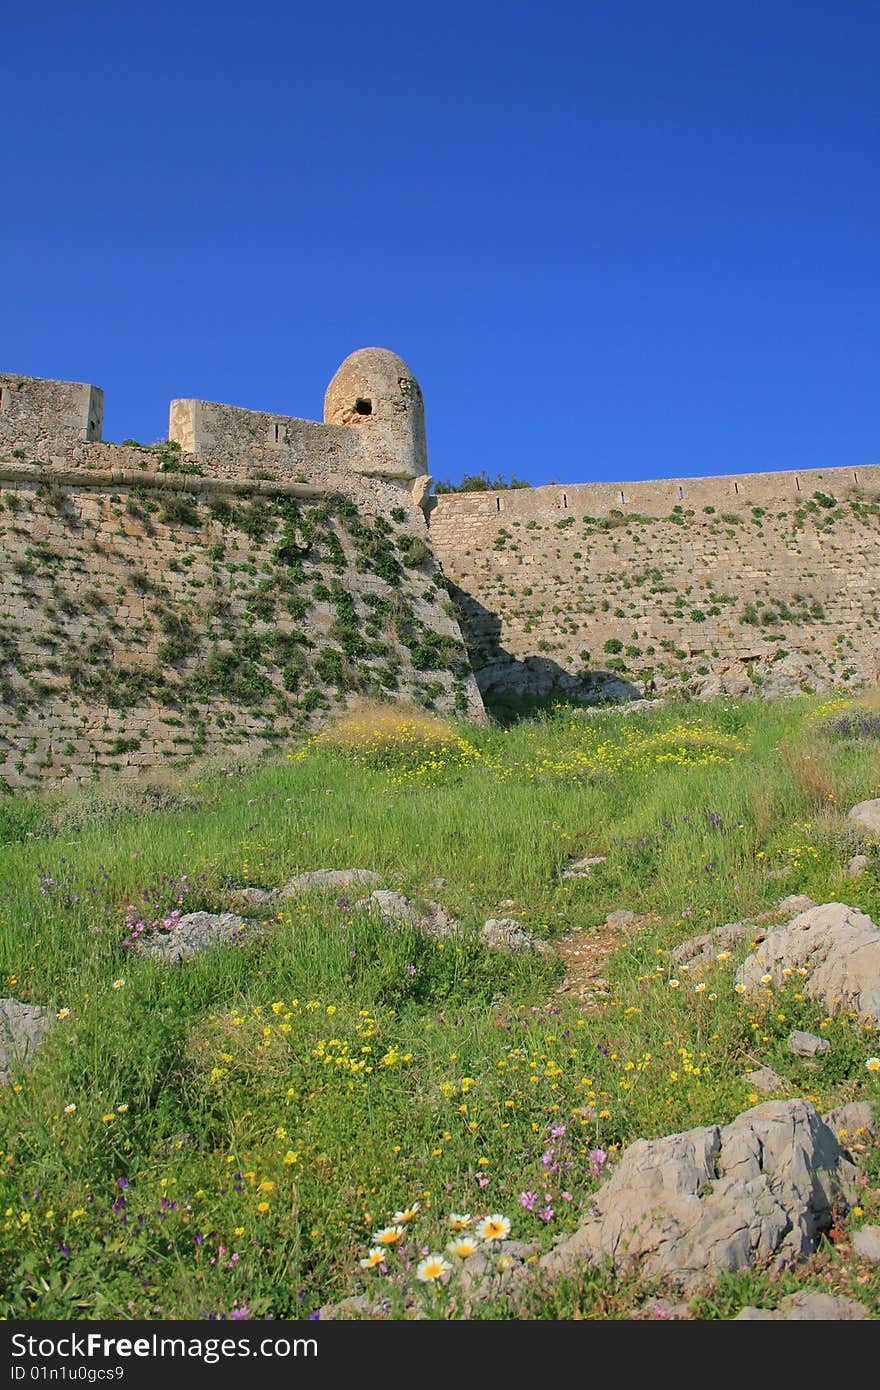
3;1;878;486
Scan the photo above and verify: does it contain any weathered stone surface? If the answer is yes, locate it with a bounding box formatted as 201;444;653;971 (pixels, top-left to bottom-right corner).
777;895;818;916
540;1100;856;1292
735;1292;869;1321
673;917;765;969
363;891;459;941
847;854;870;878
136;911;253;963
822;1101;876;1141
481;919;554;955
742;1066;786;1095
852;1226;880;1262
0;998;51;1083
604;909;637;931
735;901;880;1025
787;1029;830;1058
278;869;383;898
562;855;607;880
850;799;880;836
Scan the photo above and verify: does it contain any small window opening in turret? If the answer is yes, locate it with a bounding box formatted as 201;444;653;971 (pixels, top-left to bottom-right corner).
354;398;373;416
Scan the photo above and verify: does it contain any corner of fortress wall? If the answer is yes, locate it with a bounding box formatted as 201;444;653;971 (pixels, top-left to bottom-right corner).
0;359;487;786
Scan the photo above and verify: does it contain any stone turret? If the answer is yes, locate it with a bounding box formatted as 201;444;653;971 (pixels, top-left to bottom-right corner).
324;348;427;482
0;373;103;455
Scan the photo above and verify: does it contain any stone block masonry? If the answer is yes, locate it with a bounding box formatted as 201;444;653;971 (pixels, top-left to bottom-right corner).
428;465;880;708
0;346;483;787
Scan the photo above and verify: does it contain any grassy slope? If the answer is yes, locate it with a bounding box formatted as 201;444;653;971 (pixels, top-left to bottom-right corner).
0;694;878;1319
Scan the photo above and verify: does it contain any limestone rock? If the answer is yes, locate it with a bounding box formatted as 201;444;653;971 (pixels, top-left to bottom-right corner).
277;868;383;898
540;1100;856;1292
852;1226;880;1263
673;917;765;969
604;909;637;931
562;855;607;880
364;890;459;941
787;1029;830;1058
0;998;50;1083
777;894;817;916
735;1293;869;1320
850;799;880;836
847;854;870;878
735;901;880;1026
136;911;253;963
480;919;554;955
742;1066;786;1095
822;1102;876;1142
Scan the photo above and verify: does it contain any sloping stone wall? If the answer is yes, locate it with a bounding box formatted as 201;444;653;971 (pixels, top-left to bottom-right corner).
0;445;482;788
428;464;880;708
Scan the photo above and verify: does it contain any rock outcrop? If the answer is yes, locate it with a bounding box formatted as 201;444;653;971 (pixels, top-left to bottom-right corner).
0;998;50;1083
540;1100;856;1292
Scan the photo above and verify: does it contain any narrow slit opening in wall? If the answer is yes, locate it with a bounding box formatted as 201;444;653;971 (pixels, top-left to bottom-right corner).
274;423;281;443
796;477;800;491
679;486;684;500
734;482;739;494
853;471;859;485
355;398;372;416
620;491;626;505
495;496;501;511
563;493;567;508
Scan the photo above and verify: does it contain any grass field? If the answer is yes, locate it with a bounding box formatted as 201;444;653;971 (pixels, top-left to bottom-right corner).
1;693;878;1319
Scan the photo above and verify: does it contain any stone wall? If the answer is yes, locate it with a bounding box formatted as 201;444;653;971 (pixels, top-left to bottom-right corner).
0;374;103;455
428;463;880;709
0;444;482;789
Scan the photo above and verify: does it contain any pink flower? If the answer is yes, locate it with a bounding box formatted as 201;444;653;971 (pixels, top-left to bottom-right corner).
537;1205;554;1222
518;1191;537;1211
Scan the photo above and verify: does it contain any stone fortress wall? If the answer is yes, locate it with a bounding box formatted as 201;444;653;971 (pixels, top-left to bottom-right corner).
428;464;880;709
0;351;482;788
1;345;878;788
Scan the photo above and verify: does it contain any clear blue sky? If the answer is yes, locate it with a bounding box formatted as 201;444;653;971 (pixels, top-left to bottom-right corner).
3;1;878;486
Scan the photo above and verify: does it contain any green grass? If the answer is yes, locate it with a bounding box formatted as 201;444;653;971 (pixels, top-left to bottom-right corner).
0;693;878;1319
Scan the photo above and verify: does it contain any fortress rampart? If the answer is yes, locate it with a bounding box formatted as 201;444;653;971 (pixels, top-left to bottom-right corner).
428;465;880;711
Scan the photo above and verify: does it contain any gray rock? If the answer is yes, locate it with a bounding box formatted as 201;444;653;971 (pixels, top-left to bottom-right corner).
766;863;794;880
847;854;870;878
540;1100;856;1292
735;1293;869;1321
563;855;607;879
364;890;459;941
852;1226;880;1262
735;901;880;1026
850;798;880;836
278;868;383;898
787;1029;831;1058
822;1102;876;1142
690;672;724;700
481;918;555;955
0;998;51;1083
777;895;817;916
136;911;253;962
742;1066;786;1095
605;909;637;931
673;918;765;969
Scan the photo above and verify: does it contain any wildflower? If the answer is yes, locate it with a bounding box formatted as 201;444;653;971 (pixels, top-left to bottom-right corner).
359;1248;386;1270
416;1254;451;1283
112;979;126;990
256;1201;269;1213
708;992;718;1002
56;1008;70;1020
475;1214;511;1242
734;983;746;995
694;983;706;994
537;1205;554;1222
116;1104;128;1114
63;1103;76;1115
866;1058;880;1073
446;1236;480;1258
518;1191;537;1211
448;1213;471;1230
372;1225;406;1247
283;1151;300;1165
101;1113;116;1124
588;1148;607;1174
392;1203;420;1224
668;979;680;989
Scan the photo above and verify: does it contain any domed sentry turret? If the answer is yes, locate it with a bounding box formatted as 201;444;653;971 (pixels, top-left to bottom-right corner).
323;347;427;481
